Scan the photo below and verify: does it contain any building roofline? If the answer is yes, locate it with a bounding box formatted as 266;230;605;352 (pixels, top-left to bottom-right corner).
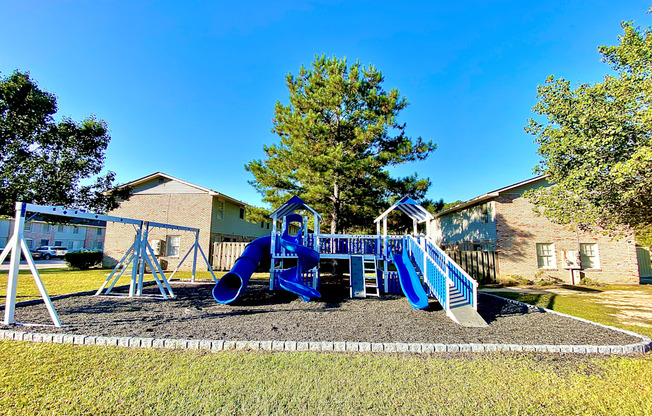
434;175;548;218
119;172;250;207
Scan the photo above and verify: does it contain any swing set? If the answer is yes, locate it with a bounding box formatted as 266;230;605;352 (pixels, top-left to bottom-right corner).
1;202;217;327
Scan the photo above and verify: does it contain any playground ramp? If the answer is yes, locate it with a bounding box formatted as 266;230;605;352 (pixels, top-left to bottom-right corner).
398;236;487;328
448;286;488;327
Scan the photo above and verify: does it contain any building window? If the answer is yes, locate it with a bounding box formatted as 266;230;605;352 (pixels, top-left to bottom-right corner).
57;225;65;233
481;203;490;224
93;241;103;251
166;235;180;257
42;223;50;233
240;208;245;219
25;238;33;249
536;243;556;268
54;241;63;246
580;243;600;269
40;239;49;247
216;200;224;220
24;222;32;232
72;226;79;234
96;228;103;236
266;222;270;229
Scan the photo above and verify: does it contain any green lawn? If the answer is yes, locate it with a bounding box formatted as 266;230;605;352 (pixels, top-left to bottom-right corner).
0;342;650;415
0;270;651;415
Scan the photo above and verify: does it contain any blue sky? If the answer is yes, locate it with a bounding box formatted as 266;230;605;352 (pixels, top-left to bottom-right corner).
1;1;650;208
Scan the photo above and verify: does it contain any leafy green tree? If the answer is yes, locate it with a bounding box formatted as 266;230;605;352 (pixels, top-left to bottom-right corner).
0;70;129;216
247;55;436;233
525;21;652;234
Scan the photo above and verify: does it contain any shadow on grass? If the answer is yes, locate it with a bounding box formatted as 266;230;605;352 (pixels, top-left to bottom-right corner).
480;292;556;321
559;284;602;293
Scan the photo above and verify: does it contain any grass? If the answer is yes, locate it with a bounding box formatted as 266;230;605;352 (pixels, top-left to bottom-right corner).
1;269;651;414
0;268;111;305
484;284;652;338
0;342;650;415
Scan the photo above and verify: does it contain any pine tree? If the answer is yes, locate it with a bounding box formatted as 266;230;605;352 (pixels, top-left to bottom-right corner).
247;55;435;233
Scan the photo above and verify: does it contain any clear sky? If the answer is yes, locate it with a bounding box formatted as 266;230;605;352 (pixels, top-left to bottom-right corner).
1;1;650;208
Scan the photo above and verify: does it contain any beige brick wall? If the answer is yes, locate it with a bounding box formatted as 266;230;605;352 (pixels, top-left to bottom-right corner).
103;193;213;271
495;193;639;284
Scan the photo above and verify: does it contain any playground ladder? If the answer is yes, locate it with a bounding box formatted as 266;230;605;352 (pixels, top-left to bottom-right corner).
363;258;380;297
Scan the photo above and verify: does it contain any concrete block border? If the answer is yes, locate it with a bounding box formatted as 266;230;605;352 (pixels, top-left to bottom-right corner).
0;292;649;355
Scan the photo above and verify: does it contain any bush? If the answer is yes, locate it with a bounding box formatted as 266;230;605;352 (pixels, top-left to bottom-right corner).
64;251;103;270
579;276;604;287
500;275;534;286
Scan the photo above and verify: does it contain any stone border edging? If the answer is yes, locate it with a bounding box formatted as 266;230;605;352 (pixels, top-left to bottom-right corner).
0;291;649;355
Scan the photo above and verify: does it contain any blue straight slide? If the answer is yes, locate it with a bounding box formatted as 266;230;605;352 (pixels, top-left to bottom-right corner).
392;250;429;309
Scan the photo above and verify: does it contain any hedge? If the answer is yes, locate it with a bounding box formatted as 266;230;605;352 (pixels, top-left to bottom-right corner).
63;251;103;270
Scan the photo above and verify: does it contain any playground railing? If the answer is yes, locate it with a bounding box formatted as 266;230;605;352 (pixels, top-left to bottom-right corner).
405;236;449;312
385;235;404;257
421;236;478;310
316;234;381;256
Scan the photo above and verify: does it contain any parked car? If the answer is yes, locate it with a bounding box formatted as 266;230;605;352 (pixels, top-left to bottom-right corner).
67;248;94;253
13;249;42;261
36;246;68;260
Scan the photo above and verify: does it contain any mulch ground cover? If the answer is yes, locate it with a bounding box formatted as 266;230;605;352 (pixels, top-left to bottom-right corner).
1;281;642;346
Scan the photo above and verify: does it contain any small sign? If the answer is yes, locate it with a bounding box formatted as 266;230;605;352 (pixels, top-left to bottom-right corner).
561;250;581;270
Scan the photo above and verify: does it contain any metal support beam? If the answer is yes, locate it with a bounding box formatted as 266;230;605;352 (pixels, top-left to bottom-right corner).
3;202;62;327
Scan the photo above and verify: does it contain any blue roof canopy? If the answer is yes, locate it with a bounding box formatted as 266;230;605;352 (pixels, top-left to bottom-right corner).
270;196;323;221
374;196;434;224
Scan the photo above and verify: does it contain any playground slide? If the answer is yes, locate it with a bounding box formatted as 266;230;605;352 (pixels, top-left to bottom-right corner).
212;235;271;304
278;237;321;300
212;230;321;304
392;250;429;309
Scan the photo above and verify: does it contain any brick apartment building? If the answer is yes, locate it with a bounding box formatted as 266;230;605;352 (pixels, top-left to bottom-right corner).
103;172;271;270
0;218;106;252
431;176;649;284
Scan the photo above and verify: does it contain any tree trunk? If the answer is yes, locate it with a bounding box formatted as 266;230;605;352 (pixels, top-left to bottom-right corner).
331;180;340;234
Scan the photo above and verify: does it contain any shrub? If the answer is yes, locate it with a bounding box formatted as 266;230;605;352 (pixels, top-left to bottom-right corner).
500;275;533;287
64;251;103;270
533;271;562;286
579;276;604;287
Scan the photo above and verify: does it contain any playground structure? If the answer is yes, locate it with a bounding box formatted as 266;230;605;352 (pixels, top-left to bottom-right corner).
1;196;484;328
212;196;485;326
1;202;217;327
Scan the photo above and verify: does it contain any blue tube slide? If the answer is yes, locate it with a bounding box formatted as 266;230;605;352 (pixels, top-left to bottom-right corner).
392;250;429;309
212;222;321;303
212;235;271;304
278;238;321;300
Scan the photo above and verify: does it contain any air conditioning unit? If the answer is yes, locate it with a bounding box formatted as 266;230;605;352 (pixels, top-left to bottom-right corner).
150;239;166;256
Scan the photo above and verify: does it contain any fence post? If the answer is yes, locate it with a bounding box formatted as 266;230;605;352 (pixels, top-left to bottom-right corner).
420;237;427;282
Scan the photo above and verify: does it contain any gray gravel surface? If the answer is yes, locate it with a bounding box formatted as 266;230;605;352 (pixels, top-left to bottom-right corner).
1;281;641;345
